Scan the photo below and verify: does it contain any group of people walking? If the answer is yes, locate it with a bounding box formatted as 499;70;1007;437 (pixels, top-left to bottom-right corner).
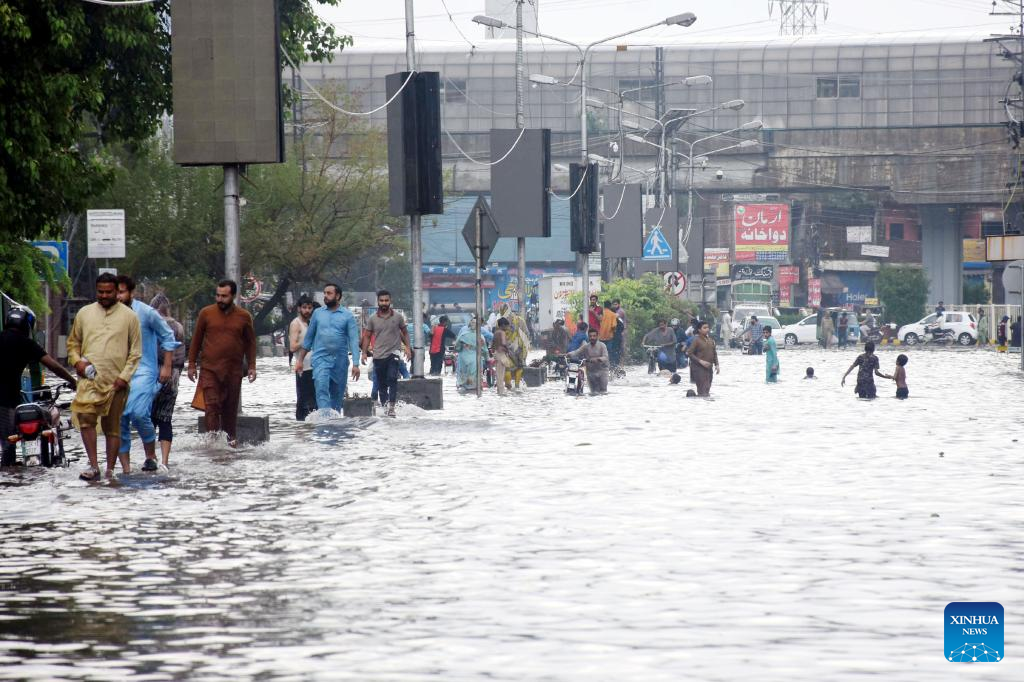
50;274;255;480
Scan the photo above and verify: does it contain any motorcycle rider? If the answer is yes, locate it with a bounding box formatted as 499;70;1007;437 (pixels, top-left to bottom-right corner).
566;328;610;394
928;312;948;342
642;319;678;372
1;307;77;466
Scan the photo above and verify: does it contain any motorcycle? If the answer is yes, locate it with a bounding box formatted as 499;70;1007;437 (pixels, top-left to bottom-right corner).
923;323;957;345
443;344;456;375
3;382;74;468
564;356;585;395
546;354;568;380
643;345;676;374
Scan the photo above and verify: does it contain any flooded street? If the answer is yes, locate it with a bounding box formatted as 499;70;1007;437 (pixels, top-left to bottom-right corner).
1;347;1023;681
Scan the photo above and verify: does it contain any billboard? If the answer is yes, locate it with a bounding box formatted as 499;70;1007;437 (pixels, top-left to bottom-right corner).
704;247;730;277
490;129;551;238
601;184;643;258
171;0;284;166
735;203;790;255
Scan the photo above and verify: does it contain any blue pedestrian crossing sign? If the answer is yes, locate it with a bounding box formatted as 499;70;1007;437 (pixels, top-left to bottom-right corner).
642;226;673;261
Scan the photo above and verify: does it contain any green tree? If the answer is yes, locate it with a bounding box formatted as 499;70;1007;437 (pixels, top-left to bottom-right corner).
571;275;701;362
241;86;395;334
0;1;349;308
876;265;929;326
963;280;989;305
91;86;393;335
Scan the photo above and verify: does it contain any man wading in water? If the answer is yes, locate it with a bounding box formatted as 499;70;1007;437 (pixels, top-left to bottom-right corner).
687;320;719;397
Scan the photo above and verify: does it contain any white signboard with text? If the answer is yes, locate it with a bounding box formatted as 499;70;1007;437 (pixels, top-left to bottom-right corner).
87;209;126;259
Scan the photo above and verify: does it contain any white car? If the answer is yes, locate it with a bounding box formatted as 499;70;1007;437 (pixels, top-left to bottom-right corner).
781;314;820;346
898;312;977;346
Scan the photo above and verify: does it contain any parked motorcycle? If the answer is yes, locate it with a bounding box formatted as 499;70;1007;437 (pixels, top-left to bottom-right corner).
3;382;74;468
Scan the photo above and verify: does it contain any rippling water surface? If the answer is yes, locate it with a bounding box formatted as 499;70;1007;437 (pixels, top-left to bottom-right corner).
1;347;1023;680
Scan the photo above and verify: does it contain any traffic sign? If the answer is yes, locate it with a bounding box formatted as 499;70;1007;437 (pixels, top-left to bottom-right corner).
462;195;501;266
30;241;69;275
642;226;672;261
1002;260;1024;306
663;271;687;296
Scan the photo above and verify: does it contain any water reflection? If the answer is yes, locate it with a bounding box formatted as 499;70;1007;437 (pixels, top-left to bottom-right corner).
1;348;1023;680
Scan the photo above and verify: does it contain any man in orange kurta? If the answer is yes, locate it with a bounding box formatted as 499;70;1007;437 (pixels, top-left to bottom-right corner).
187;280;257;446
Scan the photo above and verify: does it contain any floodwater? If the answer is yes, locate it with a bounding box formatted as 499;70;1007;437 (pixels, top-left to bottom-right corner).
1;346;1022;681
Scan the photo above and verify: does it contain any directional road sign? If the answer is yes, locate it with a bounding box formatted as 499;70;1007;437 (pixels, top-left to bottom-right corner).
462;195;501;266
642;226;673;261
663;271;687;296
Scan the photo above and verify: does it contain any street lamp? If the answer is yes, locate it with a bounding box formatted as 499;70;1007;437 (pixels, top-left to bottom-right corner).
632;124;763;266
476;11;698;318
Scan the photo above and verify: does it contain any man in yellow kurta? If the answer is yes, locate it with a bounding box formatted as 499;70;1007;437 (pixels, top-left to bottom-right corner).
67;273;142;480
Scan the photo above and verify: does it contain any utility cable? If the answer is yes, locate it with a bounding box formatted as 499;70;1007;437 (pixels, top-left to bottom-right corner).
598;183;629;221
444;127;528;166
550;163;591;201
282;49;415;117
77;0;160;5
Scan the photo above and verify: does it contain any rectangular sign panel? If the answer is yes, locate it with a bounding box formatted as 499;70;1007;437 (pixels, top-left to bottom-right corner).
735;203;790;253
704;247;730;277
963;238;986;262
732;264;775;282
861;244;890;258
808;277;822;307
846;225;873;243
87;209;126;259
490;129;551;238
172;0;284;165
601;183;643;258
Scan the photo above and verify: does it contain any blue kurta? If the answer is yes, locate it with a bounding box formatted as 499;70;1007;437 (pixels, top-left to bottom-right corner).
121;300;179;451
303;306;361;412
764;336;780;383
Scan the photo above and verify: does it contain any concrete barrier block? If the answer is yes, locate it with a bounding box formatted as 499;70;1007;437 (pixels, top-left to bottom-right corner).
523;366;546;387
396;377;444;410
343;396;377;418
197;414;270;445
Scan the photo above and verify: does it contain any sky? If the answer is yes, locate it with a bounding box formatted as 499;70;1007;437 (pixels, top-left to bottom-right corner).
316;0;1014;51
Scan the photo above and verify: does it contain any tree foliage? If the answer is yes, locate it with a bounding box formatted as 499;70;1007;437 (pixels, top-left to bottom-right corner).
571;275;701;362
876;265;929;326
0;0;350;243
93;86;393;335
0;242;66;314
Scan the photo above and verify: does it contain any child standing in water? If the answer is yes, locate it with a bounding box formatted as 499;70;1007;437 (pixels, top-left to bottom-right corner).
893;354;909;399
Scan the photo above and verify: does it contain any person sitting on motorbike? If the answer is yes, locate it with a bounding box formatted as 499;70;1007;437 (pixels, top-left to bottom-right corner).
672;318;691;370
1;307;77;466
642;319;678;372
928;314;948;341
567;321;588;354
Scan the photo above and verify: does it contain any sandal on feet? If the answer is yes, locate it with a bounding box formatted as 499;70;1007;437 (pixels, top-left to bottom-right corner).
79;467;100;481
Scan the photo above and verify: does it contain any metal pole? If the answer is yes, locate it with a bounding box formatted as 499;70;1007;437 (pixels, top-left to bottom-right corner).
515;0;527;318
580;53;590;329
684;147;695;272
405;0;426;377
224;164;241;285
475;206;484;397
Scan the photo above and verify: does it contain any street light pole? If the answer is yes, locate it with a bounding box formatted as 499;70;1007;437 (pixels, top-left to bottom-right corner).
405;0;426;377
476;12;697;329
515;0;527;318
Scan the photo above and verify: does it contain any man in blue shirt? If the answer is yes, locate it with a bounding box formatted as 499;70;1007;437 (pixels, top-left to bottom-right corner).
567;321;588;353
295;283;361;413
116;276;180;472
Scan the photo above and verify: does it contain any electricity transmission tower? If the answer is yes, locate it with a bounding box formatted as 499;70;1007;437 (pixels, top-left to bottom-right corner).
768;0;829;35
